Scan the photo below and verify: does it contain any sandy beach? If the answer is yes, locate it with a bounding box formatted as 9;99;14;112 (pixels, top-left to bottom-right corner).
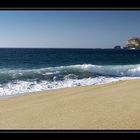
0;79;140;129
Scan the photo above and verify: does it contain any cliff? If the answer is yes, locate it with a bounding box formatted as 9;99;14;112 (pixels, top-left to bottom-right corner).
124;37;140;49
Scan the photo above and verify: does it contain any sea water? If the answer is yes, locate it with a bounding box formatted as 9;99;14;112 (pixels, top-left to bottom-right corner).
0;48;140;96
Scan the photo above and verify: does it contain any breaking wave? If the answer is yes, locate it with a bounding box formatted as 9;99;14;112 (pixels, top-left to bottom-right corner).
1;64;140;80
1;64;140;96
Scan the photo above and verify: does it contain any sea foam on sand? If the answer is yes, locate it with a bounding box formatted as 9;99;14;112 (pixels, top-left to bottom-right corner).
0;76;140;97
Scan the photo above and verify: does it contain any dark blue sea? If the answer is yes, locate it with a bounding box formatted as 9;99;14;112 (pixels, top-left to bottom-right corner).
1;48;140;96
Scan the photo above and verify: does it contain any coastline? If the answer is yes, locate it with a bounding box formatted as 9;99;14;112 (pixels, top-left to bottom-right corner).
0;79;140;129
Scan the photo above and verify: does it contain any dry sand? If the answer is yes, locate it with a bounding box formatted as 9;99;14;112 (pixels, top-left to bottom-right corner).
0;79;140;129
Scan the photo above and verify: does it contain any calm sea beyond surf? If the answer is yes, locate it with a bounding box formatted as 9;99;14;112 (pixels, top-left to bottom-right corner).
0;48;140;97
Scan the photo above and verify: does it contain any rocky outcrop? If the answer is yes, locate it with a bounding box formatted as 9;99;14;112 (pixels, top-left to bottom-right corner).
114;45;121;49
124;38;140;49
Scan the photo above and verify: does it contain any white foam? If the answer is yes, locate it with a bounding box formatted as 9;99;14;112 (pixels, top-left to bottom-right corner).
0;76;139;97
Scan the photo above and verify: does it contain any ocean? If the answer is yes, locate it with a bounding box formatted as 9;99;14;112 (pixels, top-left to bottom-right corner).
1;48;140;97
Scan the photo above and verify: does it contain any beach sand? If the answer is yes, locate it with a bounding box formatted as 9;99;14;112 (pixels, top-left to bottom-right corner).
0;79;140;129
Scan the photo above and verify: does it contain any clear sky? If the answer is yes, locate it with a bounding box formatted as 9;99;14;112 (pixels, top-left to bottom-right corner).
0;10;140;48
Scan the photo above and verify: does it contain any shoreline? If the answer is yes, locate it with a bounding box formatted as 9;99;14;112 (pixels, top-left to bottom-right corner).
0;79;117;100
0;79;140;129
0;78;139;100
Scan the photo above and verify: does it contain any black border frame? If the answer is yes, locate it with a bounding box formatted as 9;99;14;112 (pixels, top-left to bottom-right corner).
0;0;140;138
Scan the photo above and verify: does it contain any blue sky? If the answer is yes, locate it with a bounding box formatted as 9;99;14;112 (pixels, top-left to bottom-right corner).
0;11;140;48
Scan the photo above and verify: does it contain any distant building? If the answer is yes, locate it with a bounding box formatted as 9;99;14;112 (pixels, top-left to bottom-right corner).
124;37;140;49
